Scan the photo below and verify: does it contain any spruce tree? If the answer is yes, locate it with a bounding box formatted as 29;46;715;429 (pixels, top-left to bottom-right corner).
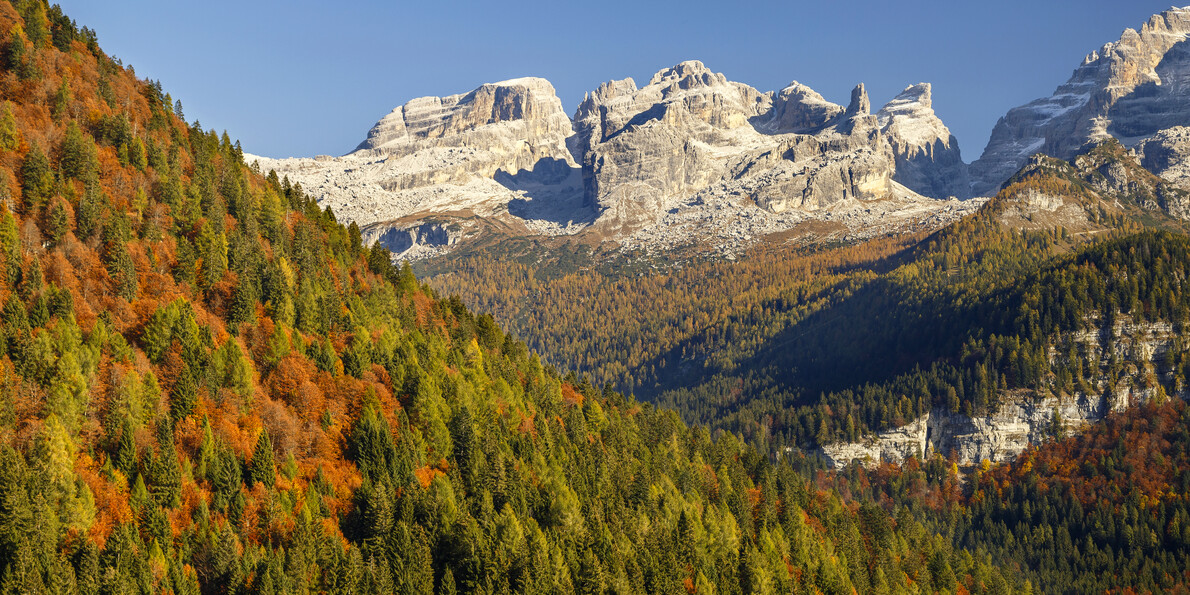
169;365;198;422
114;418;137;479
102;218;137;301
59;122;96;181
19;143;53;213
248;429;275;488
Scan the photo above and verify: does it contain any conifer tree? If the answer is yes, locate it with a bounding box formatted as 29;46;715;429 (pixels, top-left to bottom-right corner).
246;431;274;490
169;365;198;422
59;122;96;181
102;218;137;301
0;103;19;152
50;79;69;120
19;142;52;213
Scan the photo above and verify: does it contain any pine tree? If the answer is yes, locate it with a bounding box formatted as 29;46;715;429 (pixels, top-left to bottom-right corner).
102;218;137;301
50;79;70;120
59;122;97;181
229;275;257;329
114;417;138;479
44;198;68;246
75;180;105;240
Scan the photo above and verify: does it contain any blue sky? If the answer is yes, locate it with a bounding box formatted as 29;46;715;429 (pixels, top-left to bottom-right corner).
57;1;1180;160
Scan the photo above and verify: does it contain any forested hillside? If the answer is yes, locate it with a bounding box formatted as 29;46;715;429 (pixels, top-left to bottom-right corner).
0;2;1024;593
429;142;1190;451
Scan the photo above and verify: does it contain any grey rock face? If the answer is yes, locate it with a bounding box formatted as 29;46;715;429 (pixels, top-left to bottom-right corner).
572;60;773;231
1136;125;1190;189
876;83;970;198
843;83;870;119
574;62;968;231
766;82;844;133
362;221;460;255
248;77;590;253
971;6;1190;196
352;76;579;188
254;61;974;257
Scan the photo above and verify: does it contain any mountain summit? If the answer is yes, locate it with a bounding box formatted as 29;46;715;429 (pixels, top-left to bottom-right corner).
971;6;1190;194
252;62;975;258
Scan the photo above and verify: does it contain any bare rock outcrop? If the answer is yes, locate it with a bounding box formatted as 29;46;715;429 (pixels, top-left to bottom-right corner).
971;6;1190;195
572;60;773;231
821;316;1182;469
843;83;870;119
765;82;844;133
248;77;590;255
1136;125;1190;190
573;63;968;232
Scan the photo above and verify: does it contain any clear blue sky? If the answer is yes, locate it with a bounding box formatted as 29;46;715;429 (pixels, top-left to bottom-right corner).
57;1;1181;160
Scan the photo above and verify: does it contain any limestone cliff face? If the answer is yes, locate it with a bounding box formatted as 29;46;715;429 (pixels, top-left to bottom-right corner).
821;317;1183;468
876;84;970;199
247;77;589;257
351;77;579;191
571;61;773;231
357;220;468;261
766;82;844;134
971;6;1190;195
573;62;969;232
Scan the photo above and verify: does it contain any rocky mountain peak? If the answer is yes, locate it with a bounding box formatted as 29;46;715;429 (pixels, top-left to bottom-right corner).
971;5;1190;195
885;82;931;110
767;81;844;133
646;59;728;91
876;83;969;198
876;83;943;145
843;83;870;118
254;61;974;258
355;76;570;153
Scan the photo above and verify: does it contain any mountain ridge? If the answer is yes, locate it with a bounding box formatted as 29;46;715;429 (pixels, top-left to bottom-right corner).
255;5;1190;260
250;60;976;259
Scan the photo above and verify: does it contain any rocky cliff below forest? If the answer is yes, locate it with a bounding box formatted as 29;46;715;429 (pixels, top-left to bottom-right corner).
822;316;1183;468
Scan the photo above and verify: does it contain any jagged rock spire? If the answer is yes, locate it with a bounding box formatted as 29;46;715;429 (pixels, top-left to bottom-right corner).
844;83;870;118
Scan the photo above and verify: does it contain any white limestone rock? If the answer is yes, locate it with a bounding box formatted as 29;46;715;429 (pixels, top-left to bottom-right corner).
765;82;844;133
251;62;976;258
573;63;968;233
821;317;1181;469
1136;125;1190;190
877;83;970;198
